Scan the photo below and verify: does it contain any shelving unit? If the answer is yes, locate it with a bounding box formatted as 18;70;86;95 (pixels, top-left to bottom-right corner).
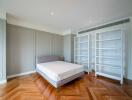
95;29;124;84
74;34;90;73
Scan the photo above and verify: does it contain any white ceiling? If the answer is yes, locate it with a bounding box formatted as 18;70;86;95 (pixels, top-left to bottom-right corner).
1;0;132;34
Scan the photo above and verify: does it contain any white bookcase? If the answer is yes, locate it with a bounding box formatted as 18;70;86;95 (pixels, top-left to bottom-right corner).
95;29;124;84
74;34;90;73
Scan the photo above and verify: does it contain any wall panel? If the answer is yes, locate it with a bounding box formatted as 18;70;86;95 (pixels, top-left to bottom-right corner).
35;30;52;57
7;24;64;76
7;24;35;76
0;19;3;79
51;34;63;57
0;18;6;83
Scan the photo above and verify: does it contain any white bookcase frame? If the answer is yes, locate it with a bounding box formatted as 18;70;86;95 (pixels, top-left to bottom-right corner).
74;34;90;73
95;27;124;84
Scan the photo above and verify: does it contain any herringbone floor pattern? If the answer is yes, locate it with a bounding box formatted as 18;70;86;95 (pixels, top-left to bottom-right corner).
0;73;132;100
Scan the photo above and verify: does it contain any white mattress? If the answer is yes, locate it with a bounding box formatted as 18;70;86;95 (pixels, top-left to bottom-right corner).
37;61;84;82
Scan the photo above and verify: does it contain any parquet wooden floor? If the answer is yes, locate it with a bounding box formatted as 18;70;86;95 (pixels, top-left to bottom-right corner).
0;73;132;100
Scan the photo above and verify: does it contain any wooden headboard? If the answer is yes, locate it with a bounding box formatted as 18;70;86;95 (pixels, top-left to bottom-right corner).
37;56;64;64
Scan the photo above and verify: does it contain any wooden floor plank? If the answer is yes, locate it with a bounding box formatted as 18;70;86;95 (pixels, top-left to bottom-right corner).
0;73;132;100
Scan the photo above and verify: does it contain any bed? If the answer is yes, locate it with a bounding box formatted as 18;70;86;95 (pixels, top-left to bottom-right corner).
36;56;84;88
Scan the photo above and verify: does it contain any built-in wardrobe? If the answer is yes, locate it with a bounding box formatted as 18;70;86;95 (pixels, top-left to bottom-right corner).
74;18;132;84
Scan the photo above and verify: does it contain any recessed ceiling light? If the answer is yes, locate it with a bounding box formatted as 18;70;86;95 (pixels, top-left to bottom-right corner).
50;12;54;16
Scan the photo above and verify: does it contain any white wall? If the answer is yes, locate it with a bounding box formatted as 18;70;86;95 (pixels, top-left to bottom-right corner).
0;18;6;84
64;34;75;63
126;17;132;80
64;34;72;62
0;9;6;20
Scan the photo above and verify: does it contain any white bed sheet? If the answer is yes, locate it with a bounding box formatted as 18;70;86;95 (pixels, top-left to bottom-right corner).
37;61;84;82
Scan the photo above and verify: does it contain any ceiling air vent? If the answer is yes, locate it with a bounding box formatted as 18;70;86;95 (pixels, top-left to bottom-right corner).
78;18;130;34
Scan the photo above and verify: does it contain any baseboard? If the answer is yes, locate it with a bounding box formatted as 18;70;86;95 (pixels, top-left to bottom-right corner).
0;79;7;85
7;70;36;79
